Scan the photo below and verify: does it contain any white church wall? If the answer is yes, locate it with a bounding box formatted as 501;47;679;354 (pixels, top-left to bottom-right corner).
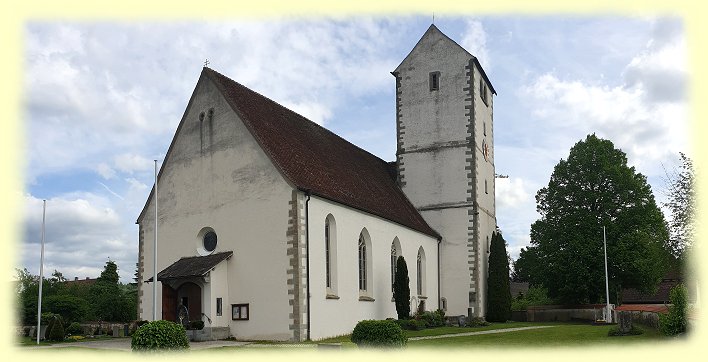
306;196;439;341
206;260;230;328
138;74;295;341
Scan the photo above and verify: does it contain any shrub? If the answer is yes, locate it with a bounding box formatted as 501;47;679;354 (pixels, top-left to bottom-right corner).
416;310;445;328
66;322;84;336
393;256;411;319
659;284;689;336
395;319;425;331
189;320;204;330
131;320;189;351
351;320;407;348
48;316;65;341
45;314;61;340
466;317;490;327
486;231;511;322
67;335;85;341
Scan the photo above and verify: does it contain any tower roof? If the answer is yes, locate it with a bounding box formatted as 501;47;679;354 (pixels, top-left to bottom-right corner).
394;24;496;95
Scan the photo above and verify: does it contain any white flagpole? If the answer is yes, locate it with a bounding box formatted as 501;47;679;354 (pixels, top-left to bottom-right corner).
603;226;611;323
153;160;158;321
36;200;46;344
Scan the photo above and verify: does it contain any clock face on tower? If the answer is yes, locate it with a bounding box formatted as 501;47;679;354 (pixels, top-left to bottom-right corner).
482;140;490;162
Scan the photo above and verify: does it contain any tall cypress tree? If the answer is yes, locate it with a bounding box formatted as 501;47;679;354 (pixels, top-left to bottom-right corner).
486;231;511;322
393;256;410;319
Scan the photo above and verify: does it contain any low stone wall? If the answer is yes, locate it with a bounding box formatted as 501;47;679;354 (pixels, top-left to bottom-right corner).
627;310;660;329
19;321;136;338
522;305;608;322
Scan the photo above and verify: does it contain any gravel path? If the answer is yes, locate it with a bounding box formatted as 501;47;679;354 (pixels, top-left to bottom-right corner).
409;325;556;340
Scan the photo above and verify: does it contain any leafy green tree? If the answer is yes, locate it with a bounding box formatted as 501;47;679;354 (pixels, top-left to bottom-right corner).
663;153;695;260
90;260;133;322
659;284;688;336
393;256;410;319
486;231;511;322
44;295;90;325
521;134;670;304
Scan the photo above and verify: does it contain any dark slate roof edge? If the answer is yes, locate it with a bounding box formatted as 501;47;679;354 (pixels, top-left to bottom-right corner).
148;251;233;282
304;189;441;240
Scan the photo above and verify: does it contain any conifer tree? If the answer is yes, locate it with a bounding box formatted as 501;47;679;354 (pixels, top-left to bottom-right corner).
393;256;410;319
486;231;511;322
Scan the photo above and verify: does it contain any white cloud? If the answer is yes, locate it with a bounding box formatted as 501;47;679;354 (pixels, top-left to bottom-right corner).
114;153;154;174
460;19;490;70
22;193;136;282
96;162;116;179
495;177;531;209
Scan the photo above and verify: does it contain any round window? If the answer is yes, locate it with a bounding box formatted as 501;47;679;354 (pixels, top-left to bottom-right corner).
203;231;217;252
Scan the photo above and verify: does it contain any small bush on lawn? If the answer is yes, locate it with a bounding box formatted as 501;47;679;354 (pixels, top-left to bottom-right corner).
416;309;445;328
48;316;65;341
608;325;643;336
131;320;189;351
395;319;426;331
351;320;407;348
66;322;84;336
67;335;85;341
466;317;490;327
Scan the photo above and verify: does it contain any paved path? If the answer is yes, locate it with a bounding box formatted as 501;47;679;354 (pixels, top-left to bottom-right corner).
409;325;556;340
27;338;251;351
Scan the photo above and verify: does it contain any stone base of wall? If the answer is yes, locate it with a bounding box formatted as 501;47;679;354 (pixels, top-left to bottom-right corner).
526;308;603;322
187;327;230;341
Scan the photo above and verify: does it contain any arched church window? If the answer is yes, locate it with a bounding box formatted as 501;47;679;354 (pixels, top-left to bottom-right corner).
390;237;401;295
358;234;367;292
417;247;426;296
324;214;338;296
325;219;331;288
391;243;396;291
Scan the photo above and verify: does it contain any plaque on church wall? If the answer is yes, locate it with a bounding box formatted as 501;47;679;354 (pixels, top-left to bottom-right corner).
232;303;249;320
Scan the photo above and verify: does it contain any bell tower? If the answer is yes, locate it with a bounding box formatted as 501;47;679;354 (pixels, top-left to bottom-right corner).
393;25;497;318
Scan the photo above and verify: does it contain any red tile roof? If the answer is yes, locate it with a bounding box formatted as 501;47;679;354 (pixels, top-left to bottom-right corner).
615;304;669;314
204;68;439;239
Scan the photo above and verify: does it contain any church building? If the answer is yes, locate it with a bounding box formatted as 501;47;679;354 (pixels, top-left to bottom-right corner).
136;24;496;342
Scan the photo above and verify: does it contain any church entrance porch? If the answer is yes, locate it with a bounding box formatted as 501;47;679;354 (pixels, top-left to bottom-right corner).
162;282;202;326
148;251;233;340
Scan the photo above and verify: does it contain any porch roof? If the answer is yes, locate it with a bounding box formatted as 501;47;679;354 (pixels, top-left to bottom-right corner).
146;251;233;282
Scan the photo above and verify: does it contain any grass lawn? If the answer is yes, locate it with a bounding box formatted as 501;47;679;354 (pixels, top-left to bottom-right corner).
16;335;122;347
407;322;665;348
313;321;555;344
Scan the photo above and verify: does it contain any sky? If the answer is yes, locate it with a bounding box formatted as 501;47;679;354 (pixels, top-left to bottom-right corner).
19;16;689;283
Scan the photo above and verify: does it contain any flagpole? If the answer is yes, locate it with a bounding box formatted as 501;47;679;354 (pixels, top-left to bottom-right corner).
153;160;158;321
36;200;46;344
603;226;611;323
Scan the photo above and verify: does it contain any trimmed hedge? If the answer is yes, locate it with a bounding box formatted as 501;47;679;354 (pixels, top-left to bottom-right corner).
351;320;407;347
48;316;65;341
395;319;426;331
66;322;84;336
131;320;189;351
